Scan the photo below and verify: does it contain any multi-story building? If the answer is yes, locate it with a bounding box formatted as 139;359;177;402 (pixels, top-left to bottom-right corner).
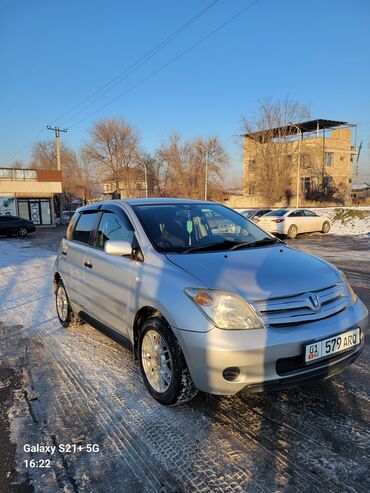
0;168;62;225
242;119;357;207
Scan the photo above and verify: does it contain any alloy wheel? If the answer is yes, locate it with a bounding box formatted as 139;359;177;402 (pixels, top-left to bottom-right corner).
56;285;69;322
141;329;172;393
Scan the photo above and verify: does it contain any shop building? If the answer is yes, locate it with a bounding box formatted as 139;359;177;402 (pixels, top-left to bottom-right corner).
0;168;62;225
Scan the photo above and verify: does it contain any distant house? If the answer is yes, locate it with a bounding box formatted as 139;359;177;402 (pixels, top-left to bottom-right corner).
103;168;158;199
352;183;370;199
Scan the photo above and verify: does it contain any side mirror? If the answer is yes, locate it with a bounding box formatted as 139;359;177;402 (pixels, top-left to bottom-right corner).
104;240;132;257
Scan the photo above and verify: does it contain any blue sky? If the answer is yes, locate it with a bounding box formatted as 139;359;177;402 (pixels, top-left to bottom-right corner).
1;0;370;182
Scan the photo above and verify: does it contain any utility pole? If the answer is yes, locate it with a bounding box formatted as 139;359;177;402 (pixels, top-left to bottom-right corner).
289;122;302;208
47;126;68;170
197;143;209;201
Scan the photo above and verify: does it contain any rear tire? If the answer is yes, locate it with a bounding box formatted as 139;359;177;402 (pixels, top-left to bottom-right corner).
138;316;198;406
322;221;330;234
287;224;298;239
55;281;74;328
18;227;28;237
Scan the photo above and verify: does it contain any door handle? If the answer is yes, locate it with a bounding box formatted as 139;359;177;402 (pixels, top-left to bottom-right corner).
61;250;67;256
84;261;93;269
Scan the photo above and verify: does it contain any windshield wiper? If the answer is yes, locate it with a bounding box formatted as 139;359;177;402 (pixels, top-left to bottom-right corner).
181;240;239;254
229;237;280;251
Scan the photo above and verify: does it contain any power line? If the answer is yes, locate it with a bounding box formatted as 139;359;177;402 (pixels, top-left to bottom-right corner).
69;0;261;129
2;1;220;167
54;0;219;127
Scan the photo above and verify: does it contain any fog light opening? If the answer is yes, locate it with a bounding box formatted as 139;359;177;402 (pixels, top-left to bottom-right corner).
223;367;241;382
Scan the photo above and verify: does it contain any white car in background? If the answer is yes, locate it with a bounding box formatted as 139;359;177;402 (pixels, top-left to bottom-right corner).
258;208;331;239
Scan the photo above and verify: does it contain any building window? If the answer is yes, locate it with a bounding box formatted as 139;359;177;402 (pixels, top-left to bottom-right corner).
248;183;255;195
325;152;334;166
17;198;52;225
249;158;256;169
301;177;311;193
301;153;311;167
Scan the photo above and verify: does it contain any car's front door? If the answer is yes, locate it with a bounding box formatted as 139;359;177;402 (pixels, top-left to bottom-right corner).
303;210;321;232
63;211;100;312
83;208;138;337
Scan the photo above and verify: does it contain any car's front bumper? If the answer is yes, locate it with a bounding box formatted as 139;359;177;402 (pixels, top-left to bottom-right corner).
173;298;368;395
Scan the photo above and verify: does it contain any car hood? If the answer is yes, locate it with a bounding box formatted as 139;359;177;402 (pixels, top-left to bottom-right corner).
166;245;340;301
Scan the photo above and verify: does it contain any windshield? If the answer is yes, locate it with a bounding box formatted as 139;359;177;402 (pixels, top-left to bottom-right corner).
133;203;275;253
264;209;288;217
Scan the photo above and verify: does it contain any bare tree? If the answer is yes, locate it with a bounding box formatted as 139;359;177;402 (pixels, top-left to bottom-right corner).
8;160;26;168
242;97;311;204
156;133;229;199
82;118;141;197
31;141;76;170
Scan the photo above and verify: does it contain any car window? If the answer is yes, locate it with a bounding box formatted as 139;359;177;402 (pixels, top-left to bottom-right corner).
288;210;305;217
71;212;99;244
95;212;134;250
264;209;288;217
256;210;270;217
303;210;317;217
133;203;271;253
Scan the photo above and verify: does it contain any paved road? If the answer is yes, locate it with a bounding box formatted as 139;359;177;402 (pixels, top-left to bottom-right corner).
0;229;369;492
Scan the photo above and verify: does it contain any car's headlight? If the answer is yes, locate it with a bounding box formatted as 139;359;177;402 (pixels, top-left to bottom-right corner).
184;288;264;330
338;271;357;304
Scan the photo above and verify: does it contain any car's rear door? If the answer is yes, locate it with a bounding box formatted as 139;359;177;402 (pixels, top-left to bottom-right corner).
287;210;306;232
82;205;139;337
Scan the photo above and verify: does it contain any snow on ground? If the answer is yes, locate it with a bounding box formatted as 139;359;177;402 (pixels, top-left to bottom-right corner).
0;233;369;492
313;207;370;236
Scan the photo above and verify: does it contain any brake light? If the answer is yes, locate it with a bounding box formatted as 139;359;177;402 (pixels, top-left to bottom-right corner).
272;218;285;223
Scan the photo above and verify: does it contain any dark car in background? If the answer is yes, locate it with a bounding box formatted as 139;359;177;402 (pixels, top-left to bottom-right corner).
0;215;36;236
241;208;272;223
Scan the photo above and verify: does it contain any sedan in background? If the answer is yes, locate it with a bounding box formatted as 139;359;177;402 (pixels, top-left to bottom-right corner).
258;208;331;238
241;209;272;223
0;215;36;236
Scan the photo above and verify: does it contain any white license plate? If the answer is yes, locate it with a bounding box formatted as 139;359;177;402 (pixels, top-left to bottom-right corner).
305;328;360;364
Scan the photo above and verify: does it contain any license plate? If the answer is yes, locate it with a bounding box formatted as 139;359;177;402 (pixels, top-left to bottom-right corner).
305;328;360;364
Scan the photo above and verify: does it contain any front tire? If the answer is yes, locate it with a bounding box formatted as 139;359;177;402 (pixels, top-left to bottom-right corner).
138;316;198;406
18;227;28;237
55;281;73;327
287;224;298;239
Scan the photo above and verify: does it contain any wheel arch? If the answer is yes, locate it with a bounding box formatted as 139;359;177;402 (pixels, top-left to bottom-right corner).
132;306;174;359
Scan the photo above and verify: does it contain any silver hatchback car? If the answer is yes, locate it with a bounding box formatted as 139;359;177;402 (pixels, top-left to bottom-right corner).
53;199;368;405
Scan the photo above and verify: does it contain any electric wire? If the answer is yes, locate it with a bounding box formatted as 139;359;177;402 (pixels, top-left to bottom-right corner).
68;0;261;129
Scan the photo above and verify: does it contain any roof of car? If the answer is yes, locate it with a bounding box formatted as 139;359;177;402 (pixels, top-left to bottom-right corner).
125;198;210;206
75;198;215;213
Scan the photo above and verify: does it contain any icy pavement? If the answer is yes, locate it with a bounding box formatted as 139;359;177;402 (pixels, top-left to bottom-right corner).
0;232;369;492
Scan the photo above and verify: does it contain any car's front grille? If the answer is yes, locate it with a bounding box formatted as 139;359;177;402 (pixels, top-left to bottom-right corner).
252;284;349;327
